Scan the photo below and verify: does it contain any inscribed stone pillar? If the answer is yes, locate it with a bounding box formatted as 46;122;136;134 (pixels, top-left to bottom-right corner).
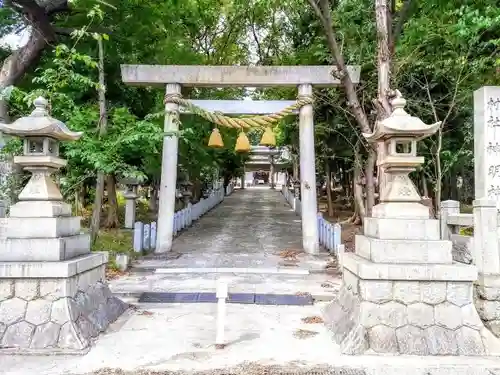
474;86;500;207
124;188;138;229
473;86;500;337
298;84;319;254
156;83;181;253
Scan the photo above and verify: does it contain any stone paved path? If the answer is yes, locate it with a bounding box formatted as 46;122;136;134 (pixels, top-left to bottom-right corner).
111;188;339;299
134;187;329;271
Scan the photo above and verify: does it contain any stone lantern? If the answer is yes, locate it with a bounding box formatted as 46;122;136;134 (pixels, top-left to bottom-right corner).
362;90;441;219
1;97;82;207
180;179;193;206
0;97;126;353
120;177;140;229
323;91;496;356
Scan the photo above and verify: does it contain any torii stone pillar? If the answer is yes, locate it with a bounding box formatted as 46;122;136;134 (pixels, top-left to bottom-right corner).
121;65;361;254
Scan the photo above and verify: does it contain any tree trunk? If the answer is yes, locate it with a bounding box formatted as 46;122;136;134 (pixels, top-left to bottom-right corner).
89;37;108;244
149;186;158;212
104;174;119;228
353;144;366;223
421;171;429;197
0;0;69;122
375;0;393;199
365;147;376;217
325;160;334;218
292;155;299;180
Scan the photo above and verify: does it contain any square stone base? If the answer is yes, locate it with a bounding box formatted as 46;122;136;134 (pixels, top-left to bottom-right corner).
0;253;128;353
323;254;500;355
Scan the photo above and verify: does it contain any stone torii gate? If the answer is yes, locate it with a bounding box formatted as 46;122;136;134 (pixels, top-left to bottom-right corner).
121;65;361;254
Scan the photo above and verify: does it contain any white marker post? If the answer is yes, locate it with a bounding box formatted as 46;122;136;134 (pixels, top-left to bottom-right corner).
215;279;228;349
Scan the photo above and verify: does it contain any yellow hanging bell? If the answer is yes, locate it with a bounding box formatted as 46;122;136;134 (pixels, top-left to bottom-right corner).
208;128;224;148
260;126;276;147
235;131;251;153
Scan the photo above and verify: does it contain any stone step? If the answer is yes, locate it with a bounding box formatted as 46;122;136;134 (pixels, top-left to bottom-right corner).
130;251;332;273
109;272;341;303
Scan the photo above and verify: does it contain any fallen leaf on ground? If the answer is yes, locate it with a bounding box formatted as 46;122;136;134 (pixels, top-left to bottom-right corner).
106;268;128;280
301;316;324;324
295;291;311;297
293;329;319;339
278;249;303;260
321;281;335;288
137;310;154;316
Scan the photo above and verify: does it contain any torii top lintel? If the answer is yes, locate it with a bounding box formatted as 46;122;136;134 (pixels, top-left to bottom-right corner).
120;65;361;88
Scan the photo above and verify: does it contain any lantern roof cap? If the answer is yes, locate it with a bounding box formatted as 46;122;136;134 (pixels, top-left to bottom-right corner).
363;90;441;142
0;97;83;141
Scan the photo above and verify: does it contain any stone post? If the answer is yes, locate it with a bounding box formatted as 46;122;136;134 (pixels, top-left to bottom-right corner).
0;97;126;353
323;91;499;356
123;187;138;229
440;200;460;240
269;163;275;189
298;84;319;254
473;199;500;275
156;83;181;253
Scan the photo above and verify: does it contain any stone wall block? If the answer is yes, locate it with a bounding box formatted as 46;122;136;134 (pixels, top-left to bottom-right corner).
58;321;87;350
15;280;39;300
40;278;76;301
396;325;429;355
340;323;368;355
30;322;60;349
25;299;51;325
50;298;72;325
425;326;458;355
2;321;35;348
107;296;128;318
88;308;110;332
434;302;462;329
420;281;447;304
476;285;500;301
461;303;484;329
447;282;473;306
359;280;392;303
76;315;99;339
393;281;420;304
360;301;407;328
456;326;486;355
0;322;6;342
475;299;500;321
407;303;434;328
0;280;14;300
343;270;359;295
486;320;500;336
368;325;397;353
480;327;500;355
0;297;27;325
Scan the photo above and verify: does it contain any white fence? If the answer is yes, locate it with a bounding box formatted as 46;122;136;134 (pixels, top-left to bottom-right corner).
281;185;342;254
134;187;225;252
225;181;234;196
440;199;497;272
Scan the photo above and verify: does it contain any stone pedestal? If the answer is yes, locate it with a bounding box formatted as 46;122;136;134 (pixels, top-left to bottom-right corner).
0;253;126;353
0;201;127;353
324;229;500;355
